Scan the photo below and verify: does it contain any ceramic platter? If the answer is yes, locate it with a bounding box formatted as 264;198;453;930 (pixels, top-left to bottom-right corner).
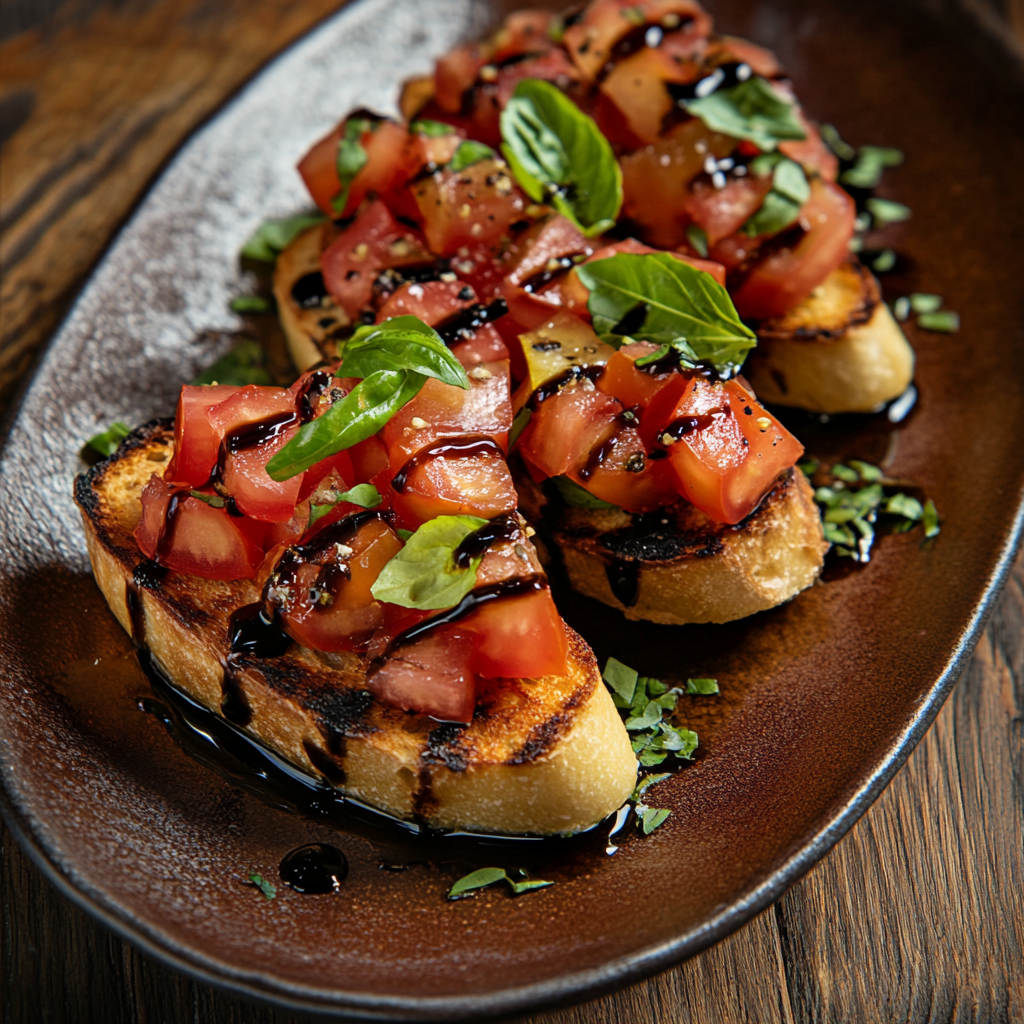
1;0;1022;1017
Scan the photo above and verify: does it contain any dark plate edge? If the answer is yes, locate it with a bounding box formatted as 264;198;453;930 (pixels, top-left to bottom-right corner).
1;491;1021;1022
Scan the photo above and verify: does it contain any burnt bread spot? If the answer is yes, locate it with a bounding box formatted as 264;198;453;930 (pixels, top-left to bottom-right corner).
423;722;469;772
303;686;376;739
508;716;567;766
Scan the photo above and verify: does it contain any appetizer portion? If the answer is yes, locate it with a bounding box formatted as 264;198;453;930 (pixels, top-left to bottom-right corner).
395;0;914;413
75;316;639;834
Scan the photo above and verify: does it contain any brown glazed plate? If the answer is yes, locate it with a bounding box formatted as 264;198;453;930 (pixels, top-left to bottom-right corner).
1;0;1023;1017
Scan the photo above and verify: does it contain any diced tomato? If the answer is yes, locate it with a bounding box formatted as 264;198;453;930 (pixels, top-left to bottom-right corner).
206;385;303;523
451;326;510;366
407;123;463;169
135;475;261;580
653;376;804;523
518;378;623;479
597;341;675;408
503;216;591;290
462;585;568;679
563;0;713;82
320;201;434;318
376;279;474;325
729;179;855;319
298;117;417;219
570;426;679;512
165;384;241;486
369;626;478;723
270;516;404;653
684;174;773;245
620;120;735;249
599;46;690;145
435;45;486;114
490;9;555;62
348;435;391;484
411;159;525;257
715;35;782;77
494;48;580;108
779;115;838;182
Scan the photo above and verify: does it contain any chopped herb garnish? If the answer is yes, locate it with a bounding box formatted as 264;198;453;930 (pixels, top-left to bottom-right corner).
923;499;941;539
230;295;272;314
870;249;896;273
266;316;468;481
449;139;497;172
500;78;623;236
241;213;325;263
682;75;806;151
190;490;226;508
309;483;382;527
909;293;942;314
447;867;553;900
820;123;856;161
686;677;719;695
192;339;272;387
744;157;811;237
577;251;756;378
686;223;709;258
917;310;959;333
84;421;131;459
410;118;456;137
371;514;488;609
333;116;376;214
893;296;911;321
806;460;940;561
247;873;277;900
840;144;903;190
631;773;672;835
551;475;620;510
396;528;414;542
602;658;698;767
865;197;911;227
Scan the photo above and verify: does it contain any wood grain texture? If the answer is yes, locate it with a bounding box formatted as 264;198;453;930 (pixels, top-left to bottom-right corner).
1;1;1022;1022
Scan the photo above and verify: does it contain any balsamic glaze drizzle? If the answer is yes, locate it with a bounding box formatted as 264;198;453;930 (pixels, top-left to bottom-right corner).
279;844;349;894
291;271;328;310
434;298;509;346
452;511;522;569
529;365;606;408
390;436;504;493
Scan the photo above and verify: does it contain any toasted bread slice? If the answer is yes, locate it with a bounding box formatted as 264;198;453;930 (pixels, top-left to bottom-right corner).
517;465;827;626
273;222;350;371
743;257;915;414
74;423;637;835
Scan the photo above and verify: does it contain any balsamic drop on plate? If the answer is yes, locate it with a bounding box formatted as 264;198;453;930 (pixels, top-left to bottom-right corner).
279;843;349;894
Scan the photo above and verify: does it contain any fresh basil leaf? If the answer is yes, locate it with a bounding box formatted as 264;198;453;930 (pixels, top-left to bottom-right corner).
840;144;903;189
410;118;456;137
866;197;911;226
923;499;941;538
870;248;897;273
396;528;414;542
578;252;756;377
309;484;382;527
821;124;856;161
682;75;806;151
266;369;424;481
632;772;671;802
637;806;672;835
917;310;959;333
686;677;719;695
500;78;622;236
339;315;470;391
551;475;620;510
241;213;325;263
847;460;883;482
909;293;942;314
447;867;552;899
333;117;374;214
748;151;783;178
885;493;923;520
371;514;488;610
797;457;820;478
84;421;131;459
773;159;810;204
230;295;272;314
743;190;801;237
603;657;639;708
831;464;859;483
625;700;663;731
247;873;276;899
686;224;708;258
190;490;226;508
192;340;272;387
449;139;497;172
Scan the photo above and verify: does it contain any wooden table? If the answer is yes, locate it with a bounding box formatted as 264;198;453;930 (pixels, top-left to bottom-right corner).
2;2;1022;1020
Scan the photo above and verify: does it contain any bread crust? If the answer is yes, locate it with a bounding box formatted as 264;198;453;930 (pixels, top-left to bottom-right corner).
518;465;827;626
744;257;915;414
74;424;637;835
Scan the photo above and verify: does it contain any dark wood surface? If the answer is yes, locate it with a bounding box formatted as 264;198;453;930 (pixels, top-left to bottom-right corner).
1;1;1022;1021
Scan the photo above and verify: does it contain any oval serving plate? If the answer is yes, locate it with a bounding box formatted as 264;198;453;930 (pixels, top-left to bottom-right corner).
2;0;1023;1017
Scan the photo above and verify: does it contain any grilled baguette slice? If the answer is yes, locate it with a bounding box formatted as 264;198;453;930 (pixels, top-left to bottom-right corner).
517;465;827;626
75;422;637;835
743;257;915;414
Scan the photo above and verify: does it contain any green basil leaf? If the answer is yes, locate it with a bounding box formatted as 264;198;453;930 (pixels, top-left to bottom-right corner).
686;223;709;257
743;190;801;238
909;293;942;314
84;421;131;459
370;514;488;609
772;159;810;204
625;700;663;731
510;877;555;894
333;117;374;214
848;460;883;482
865;197;911;226
631;772;671;802
820;123;856;161
603;657;639;707
192;339;272;387
884;493;923;520
266;369;425;481
923;499;941;538
230;295;272;314
500;78;622;236
190;490;226;508
917;310;959;333
447;867;508;898
551;475;620;510
241;213;325;263
686;677;719;695
840;144;903;189
637;806;671;835
682;75;806;151
339;315;470;390
449;139;497;172
577;252;756;376
247;873;277;899
410;118;456;137
309;484;382;527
